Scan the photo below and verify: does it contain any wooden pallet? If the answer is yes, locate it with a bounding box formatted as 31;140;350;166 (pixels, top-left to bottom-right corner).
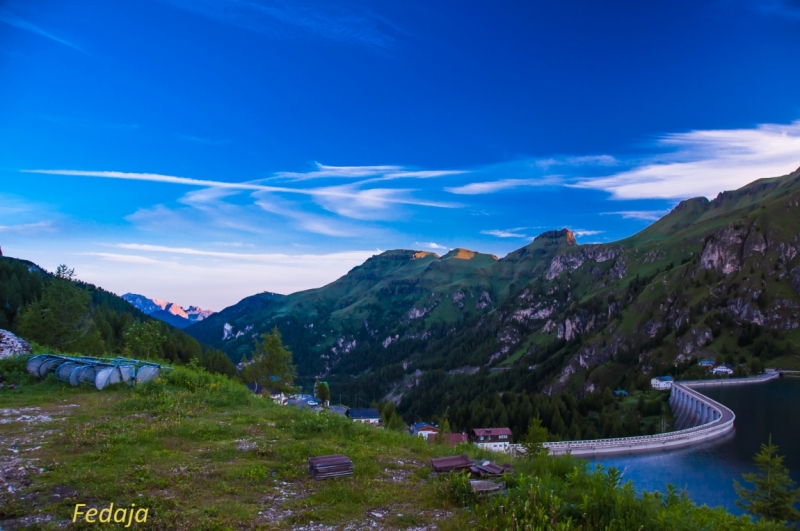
470;462;514;477
470;480;505;496
430;454;473;473
308;454;354;480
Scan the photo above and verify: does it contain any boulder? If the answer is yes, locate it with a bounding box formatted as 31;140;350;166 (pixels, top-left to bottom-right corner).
0;329;32;359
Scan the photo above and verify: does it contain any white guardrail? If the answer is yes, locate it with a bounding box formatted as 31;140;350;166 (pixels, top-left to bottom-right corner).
509;372;781;457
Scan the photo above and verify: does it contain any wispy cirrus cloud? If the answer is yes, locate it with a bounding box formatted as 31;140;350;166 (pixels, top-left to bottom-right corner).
414;242;447;250
480;228;528;238
273;162;465;183
445;176;562;195
254;195;360;237
26;167;464;242
571;229;604;237
163;0;399;50
273;163;402;181
110;243;377;265
573;121;800;200
22;169;461;213
0;221;56;235
535;155;618;169
601;210;671;221
0;8;87;54
77;252;172;266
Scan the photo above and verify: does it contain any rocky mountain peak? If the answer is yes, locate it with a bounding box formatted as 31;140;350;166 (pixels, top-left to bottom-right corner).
122;293;213;329
535;228;576;245
443;248;476;260
412;251;439;259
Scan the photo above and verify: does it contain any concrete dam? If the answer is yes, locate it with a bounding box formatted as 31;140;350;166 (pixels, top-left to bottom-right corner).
510;372;781;458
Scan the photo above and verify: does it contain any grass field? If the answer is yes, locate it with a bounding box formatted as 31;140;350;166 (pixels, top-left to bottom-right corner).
0;358;510;530
0;356;787;531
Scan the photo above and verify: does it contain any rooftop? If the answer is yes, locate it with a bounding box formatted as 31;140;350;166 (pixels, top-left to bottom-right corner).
472;427;512;437
347;408;381;419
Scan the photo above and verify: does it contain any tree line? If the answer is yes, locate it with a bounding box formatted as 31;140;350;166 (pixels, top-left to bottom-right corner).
2;258;235;376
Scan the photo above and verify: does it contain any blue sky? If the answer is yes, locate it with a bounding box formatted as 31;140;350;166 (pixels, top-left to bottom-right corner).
2;0;800;310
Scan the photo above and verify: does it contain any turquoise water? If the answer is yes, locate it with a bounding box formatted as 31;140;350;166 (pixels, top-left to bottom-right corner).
591;377;800;513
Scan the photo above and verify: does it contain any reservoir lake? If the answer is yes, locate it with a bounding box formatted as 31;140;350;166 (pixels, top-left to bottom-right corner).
591;376;800;513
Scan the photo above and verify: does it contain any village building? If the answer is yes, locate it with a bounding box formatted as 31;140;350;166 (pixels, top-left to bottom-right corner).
698;359;715;367
410;422;439;439
613;389;628;397
347;408;382;424
269;389;287;405
470;428;512;452
712;364;734;375
651;375;674;390
327;405;349;416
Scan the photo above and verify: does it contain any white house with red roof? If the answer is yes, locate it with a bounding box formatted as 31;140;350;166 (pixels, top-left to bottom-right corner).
470;427;513;452
410;422;440;440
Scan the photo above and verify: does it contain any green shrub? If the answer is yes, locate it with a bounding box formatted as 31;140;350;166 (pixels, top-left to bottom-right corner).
0;353;36;386
435;470;476;508
121;365;252;414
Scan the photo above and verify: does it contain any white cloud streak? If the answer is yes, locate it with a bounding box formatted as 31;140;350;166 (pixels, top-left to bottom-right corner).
23;169;460;212
414;242;447;250
0;221;55;234
571;229;604;237
445;176;562;195
0;11;87;54
163;0;398;50
254;196;356;237
573;121;800;200
601;210;671;221
480;229;528;238
111;243;377;265
535;155;618;169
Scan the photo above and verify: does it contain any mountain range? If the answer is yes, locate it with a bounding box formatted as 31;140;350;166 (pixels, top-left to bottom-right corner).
186;167;800;422
123;293;214;329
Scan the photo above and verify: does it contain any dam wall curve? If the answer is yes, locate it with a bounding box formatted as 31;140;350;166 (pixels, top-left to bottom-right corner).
509;372;780;458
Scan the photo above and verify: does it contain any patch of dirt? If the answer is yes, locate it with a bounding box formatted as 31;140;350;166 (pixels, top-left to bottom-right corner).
255;480;309;525
0;404;78;498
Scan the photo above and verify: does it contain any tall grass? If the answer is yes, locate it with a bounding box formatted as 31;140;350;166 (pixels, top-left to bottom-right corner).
439;451;786;530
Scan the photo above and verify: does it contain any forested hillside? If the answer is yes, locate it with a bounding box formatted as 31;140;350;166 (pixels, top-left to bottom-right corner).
187;168;800;440
0;256;235;376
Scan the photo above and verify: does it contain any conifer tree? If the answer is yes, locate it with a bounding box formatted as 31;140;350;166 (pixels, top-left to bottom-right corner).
735;435;800;523
434;409;452;444
18;265;104;354
520;416;550;457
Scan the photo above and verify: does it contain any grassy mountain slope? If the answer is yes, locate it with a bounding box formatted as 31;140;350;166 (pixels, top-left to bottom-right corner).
187;168;800;433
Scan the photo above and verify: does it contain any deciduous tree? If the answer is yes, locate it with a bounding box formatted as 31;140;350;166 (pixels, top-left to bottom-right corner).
241;327;296;394
315;380;330;404
125;320;167;360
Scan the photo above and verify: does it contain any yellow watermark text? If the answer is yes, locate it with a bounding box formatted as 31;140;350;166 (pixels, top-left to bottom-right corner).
72;503;149;527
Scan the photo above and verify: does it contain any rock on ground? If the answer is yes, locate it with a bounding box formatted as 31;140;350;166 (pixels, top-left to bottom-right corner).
0;329;32;359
